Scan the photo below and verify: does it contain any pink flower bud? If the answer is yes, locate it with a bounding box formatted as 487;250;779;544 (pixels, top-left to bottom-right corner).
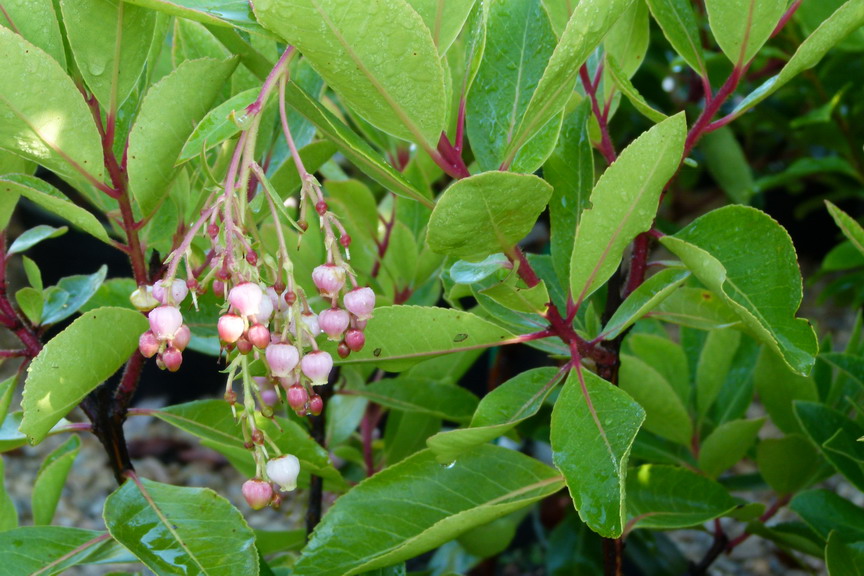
343;287;375;320
253;293;274;324
261;388;279;407
161;346;183;372
266;287;288;313
236;337;253;355
318;308;350;340
212;280;225;298
286;384;308;412
228;282;263;317
309;394;323;416
312;264;346;298
242;479;273;510
300;311;320;337
173;325;191;351
266;454;301;492
218;314;245;344
153;279;189;305
148;306;183;340
247;323;271;349
337;342;350;358
301;350;333;386
266;343;300;377
345;328;365;352
139;330;160;358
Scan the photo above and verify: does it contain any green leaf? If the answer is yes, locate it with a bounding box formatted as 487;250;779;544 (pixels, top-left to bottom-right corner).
0;412;73;453
605;56;668;123
545;98;593;286
79;278;136;313
620;354;691;446
627;333;690;405
178;88;257;162
21;307;148;444
41;266;108;325
427;172;553;261
0;26;105;183
732;0;864;117
14;287;42;326
268;141;338;198
661;205;818;375
605;0;649;79
626;465;738;530
570;113;686;305
501;0;635;166
551;367;645;538
0;526;114;575
649;286;741;330
406;0;475;55
480;279;549;315
60;0;155;109
820;352;864;389
449;254;510;284
791;489;864;542
282;82;430;206
427;367;560;463
601;268;690;339
757;435;826;495
122;0;266;34
698;418;764;478
32;435;80;525
795;401;864;491
340;306;515;371
104;477;258;576
0;175;111;244
358;378;479;423
0;376;15;423
0;0;66;68
704;0;785;65
754;348;817;433
695;328;740;418
0;457;18;531
700;127;754;204
8;225;67;255
127;57;238;216
826;200;864;258
0;186;17;232
254;0;446;148
826;532;864;576
645;0;705;75
293;445;564;576
466;0;559;172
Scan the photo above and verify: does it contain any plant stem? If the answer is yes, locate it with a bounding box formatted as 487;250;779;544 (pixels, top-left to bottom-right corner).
0;233;42;358
306;376;334;537
579;64;617;164
603;537;623;576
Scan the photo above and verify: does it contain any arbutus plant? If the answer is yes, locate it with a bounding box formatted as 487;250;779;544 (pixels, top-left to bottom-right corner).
0;1;863;575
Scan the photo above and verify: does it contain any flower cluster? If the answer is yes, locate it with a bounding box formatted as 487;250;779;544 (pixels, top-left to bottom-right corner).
136;279;192;372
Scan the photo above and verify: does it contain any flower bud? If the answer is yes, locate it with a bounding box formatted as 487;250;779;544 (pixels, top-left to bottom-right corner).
228;282;263;317
212;280;225;298
266;454;301;492
266;286;288;313
343;287;375;320
300;312;320;337
311;264;346;298
318;308;350;340
266;343;300;377
253;293;274;324
139;330;160;358
309;394;323;416
236;336;253;355
286;384;308;412
148;306;183;340
130;286;159;311
161;346;183;372
218;314;245;344
247;323;271;349
153;279;189;305
345;328;365;352
301;350;333;386
173;325;192;352
241;479;273;510
261;388;279;407
337;342;350;358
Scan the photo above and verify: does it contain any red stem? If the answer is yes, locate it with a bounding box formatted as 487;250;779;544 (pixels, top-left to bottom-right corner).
579;64;617;164
0;234;42;358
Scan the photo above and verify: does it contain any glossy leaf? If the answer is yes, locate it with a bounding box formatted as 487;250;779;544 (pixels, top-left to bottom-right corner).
753;348;817;433
648;286;741;330
0;457;17;531
0;175;111;244
757;435;825;495
127;57;237;216
704;0;785;65
427;367;560;463
795;401;864;491
0;376;14;422
427;172;553;261
700;127;754;204
605;0;649;79
620;354;691;446
791;489;864;542
601;268;690;339
21;307;148;444
8;225;66;255
627;333;690;405
571;113;686;305
551;367;645;538
0;0;66;68
732;0;864;116
695;328;739;418
826;200;864;258
466;0;558;172
826;533;864;576
406;0;475;54
661;205;818;375
820;352;864;389
293;445;564;576
282;82;431;206
698;418;764;478
59;0;155;109
32;435;80;525
545;99;593;286
122;0;265;34
645;0;705;75
358;378;478;423
340;306;515;371
449;254;510;284
626;465;738;530
14;287;42;325
0;412;73;453
502;0;636;166
41;266;108;325
0;26;105;183
254;0;446;148
178;88;257;162
104;477;258;576
0;526;114;576
606;56;667;123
